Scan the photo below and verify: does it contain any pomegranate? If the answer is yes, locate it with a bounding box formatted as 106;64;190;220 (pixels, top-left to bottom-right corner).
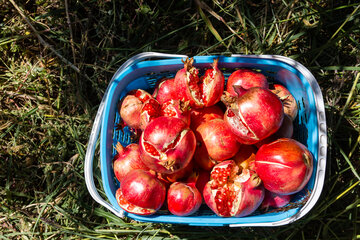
270;83;298;121
222;87;284;145
161;99;191;126
261;190;292;211
152;78;179;105
255;114;294;148
119;89;153;129
255;138;313;195
139;98;161;130
203;160;265;217
115;169;166;215
113;142;149;182
194;118;241;169
226;69;268;97
167;182;202;216
139;116;196;174
175;58;224;108
190;105;224;130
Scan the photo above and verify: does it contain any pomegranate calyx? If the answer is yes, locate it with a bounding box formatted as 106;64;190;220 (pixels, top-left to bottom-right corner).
303;152;313;167
115;142;125;155
221;91;237;106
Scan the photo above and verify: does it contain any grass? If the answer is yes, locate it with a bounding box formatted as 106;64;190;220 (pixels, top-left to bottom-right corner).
1;0;360;239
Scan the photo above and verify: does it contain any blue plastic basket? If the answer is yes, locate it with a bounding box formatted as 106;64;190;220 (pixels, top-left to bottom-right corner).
84;52;327;227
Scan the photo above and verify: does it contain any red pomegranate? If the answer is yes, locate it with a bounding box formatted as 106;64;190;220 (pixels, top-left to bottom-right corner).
167;182;202;216
190;105;224;130
113;143;148;182
194;118;241;170
115;169;166;215
255;138;313;195
119;89;155;130
152;78;178;105
270;83;298;121
175;58;224;108
139;116;196;174
222;87;284;145
226;69;268;97
161;99;191;126
203;160;265;217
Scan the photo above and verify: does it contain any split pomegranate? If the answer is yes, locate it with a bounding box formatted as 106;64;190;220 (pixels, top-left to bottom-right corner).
203;160;265;217
226;69;268;97
194;118;241;170
255;138;313;195
175;58;224;108
167;182;202;216
190;105;224;130
116;169;166;215
113;142;149;182
152;78;179;105
139;98;161;130
261;190;292;211
139;116;196;174
270;83;298;121
161;99;191;126
222;87;284;145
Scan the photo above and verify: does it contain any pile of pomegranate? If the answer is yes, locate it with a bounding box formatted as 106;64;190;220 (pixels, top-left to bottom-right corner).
113;58;313;218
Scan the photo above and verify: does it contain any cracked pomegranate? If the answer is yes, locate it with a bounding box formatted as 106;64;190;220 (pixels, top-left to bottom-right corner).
222;87;284;145
203;160;265;217
139;116;196;174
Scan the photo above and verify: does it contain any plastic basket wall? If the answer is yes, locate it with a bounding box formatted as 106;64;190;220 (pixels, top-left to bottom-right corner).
99;55;327;227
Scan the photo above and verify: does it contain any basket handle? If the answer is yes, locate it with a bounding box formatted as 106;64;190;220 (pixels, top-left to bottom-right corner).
84;52;188;218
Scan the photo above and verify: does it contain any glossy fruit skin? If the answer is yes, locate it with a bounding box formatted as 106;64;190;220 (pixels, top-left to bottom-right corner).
167;182;202;216
116;170;166;215
223;87;284;145
255;138;313;195
175;58;224;108
203;160;265;217
113;143;149;182
261;190;292;211
152;78;179;105
194;118;241;169
190;105;224;130
226;69;268;97
139;116;196;174
270;83;298;121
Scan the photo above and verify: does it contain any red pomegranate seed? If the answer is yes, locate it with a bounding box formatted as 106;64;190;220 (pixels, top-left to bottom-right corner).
144;142;160;157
